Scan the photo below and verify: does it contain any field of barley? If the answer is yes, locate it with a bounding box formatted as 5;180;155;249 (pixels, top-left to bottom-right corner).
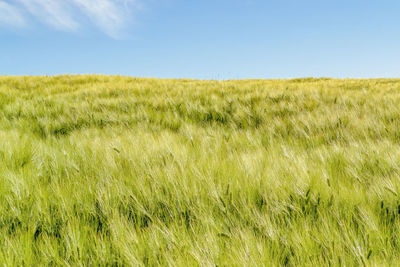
1;75;400;265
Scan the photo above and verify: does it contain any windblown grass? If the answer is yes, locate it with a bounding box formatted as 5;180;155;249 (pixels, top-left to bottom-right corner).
1;75;400;265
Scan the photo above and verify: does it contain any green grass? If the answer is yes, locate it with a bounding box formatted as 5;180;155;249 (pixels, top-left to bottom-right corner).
1;75;400;265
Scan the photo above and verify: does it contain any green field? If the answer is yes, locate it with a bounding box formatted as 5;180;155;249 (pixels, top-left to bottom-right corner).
1;76;400;265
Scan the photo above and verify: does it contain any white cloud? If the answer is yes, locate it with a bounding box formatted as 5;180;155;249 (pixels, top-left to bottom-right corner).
0;1;25;27
1;0;139;37
72;0;136;38
16;0;79;30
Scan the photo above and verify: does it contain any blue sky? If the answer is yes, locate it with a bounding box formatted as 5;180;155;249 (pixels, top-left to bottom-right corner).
1;0;400;79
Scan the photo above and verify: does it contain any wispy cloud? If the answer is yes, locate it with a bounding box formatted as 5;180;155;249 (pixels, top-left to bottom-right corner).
16;0;79;30
72;0;136;38
0;0;138;38
0;1;25;27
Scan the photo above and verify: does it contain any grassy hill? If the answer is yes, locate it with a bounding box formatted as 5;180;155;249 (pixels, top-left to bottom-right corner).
1;75;400;265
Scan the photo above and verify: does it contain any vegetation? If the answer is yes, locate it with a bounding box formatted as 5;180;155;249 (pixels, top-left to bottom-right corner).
1;75;400;265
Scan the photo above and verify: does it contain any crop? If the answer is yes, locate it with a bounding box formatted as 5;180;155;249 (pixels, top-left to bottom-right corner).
1;75;400;265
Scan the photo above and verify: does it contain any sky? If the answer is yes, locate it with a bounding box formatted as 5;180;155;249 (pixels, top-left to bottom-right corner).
1;0;400;79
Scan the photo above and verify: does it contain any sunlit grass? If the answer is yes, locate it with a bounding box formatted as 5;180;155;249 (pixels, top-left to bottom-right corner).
1;75;400;265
